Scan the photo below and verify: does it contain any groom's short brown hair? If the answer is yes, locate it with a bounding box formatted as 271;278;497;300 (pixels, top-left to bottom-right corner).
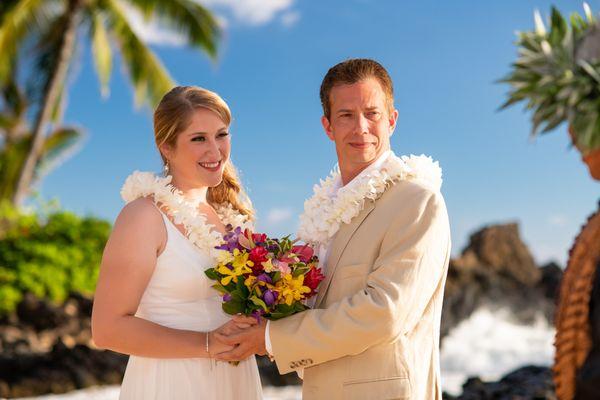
320;58;395;120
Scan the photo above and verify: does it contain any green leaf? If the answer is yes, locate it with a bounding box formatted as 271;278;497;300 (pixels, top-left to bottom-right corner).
204;268;219;280
210;283;228;294
100;0;175;108
272;271;281;282
292;265;309;277
222;299;245;315
236;276;250;297
0;0;48;84
125;0;220;58
249;295;269;312
91;10;113;98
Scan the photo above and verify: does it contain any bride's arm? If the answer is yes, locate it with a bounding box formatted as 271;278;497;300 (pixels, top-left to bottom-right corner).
91;197;232;358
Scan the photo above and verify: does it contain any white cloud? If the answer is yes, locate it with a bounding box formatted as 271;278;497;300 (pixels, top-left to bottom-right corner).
266;207;293;225
280;10;300;27
200;0;296;26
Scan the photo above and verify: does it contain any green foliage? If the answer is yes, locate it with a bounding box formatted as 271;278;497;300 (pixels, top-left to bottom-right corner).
500;5;600;151
0;201;110;316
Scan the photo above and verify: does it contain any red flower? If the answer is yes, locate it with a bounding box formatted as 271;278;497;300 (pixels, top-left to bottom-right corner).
304;267;325;294
249;246;268;274
252;233;267;243
292;244;314;263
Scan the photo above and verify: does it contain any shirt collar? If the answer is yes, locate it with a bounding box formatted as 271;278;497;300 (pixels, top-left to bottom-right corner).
330;150;392;195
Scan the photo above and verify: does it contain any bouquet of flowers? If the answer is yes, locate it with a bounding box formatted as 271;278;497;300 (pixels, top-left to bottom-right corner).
500;4;600;151
205;227;325;320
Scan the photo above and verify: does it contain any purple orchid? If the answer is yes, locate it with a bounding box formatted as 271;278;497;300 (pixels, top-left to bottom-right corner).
263;289;276;306
257;273;273;284
216;226;243;252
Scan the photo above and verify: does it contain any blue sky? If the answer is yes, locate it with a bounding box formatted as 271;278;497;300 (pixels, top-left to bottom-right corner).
39;0;599;265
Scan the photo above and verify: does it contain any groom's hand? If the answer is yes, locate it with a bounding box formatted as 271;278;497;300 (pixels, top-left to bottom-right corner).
213;319;267;361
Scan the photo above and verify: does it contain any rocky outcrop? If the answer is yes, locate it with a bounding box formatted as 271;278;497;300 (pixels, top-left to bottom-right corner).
442;223;561;338
0;293;94;355
0;340;127;398
443;365;556;400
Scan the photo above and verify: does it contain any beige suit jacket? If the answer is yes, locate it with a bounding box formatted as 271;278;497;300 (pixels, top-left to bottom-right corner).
269;179;451;400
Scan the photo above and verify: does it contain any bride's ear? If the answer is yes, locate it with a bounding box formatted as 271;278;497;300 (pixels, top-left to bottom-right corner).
159;143;173;161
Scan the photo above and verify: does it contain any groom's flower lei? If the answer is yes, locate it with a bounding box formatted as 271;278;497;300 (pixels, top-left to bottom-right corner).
297;153;443;247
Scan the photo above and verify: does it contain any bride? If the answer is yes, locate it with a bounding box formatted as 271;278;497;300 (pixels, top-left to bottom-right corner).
91;86;263;399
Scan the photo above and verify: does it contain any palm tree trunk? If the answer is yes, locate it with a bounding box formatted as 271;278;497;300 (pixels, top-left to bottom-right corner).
12;0;82;206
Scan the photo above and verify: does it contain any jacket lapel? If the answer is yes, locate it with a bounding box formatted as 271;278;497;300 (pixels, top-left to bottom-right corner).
314;199;376;308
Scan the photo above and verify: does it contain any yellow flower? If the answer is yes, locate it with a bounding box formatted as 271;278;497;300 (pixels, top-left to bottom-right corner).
216;249;253;286
244;275;257;287
276;273;311;306
232;248;254;269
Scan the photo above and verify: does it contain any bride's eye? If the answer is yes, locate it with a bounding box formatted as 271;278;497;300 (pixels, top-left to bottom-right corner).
218;132;230;138
191;136;205;142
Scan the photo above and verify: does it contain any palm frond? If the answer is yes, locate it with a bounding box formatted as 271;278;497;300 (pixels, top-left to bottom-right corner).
126;0;220;58
36;126;85;177
26;12;69;107
500;5;600;151
90;9;113;98
0;0;55;84
100;0;175;108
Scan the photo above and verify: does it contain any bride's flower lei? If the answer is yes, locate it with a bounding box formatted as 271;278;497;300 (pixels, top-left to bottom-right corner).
297;153;443;246
120;171;252;257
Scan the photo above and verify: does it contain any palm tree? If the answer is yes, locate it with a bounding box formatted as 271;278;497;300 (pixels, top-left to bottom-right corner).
0;0;220;205
0;77;84;203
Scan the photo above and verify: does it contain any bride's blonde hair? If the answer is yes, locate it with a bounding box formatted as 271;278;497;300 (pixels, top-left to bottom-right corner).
153;86;254;220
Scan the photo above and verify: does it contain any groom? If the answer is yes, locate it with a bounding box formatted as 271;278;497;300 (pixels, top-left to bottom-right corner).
216;58;451;400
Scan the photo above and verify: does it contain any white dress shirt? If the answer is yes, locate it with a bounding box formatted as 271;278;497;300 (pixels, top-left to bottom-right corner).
264;150;392;355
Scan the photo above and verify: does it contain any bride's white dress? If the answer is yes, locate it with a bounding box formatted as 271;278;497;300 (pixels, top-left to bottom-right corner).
119;208;263;399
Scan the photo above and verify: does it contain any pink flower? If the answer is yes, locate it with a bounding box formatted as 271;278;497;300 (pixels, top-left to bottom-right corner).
273;259;291;275
292;244;314;263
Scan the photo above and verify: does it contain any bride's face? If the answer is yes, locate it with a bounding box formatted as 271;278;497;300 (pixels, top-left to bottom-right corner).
162;107;231;188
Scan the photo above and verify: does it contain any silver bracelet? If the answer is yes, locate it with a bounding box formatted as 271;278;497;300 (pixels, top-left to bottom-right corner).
206;332;210;356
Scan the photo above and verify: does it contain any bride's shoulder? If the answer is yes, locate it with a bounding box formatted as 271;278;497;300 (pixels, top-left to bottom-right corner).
115;197;162;230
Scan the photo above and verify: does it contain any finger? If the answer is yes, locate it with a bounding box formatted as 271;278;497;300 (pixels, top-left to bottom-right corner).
214;331;242;346
233;315;258;325
216;345;250;362
234;323;252;329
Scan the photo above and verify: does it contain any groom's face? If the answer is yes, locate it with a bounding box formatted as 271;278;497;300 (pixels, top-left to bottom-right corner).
322;77;398;170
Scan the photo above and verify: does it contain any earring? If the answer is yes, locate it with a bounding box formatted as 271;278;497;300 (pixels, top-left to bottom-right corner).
163;161;170;176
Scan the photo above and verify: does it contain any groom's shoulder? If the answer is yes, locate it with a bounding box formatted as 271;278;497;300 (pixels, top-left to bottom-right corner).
381;178;444;208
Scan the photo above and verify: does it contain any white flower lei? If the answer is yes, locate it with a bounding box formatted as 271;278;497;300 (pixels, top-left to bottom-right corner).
120;171;253;257
297;153;443;246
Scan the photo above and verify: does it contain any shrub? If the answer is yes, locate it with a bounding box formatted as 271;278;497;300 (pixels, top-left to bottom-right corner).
0;201;110;316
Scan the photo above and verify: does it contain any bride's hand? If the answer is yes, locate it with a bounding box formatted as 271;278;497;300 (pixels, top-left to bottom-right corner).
209;333;235;357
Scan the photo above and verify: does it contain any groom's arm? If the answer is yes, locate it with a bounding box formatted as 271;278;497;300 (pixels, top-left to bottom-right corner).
269;187;450;374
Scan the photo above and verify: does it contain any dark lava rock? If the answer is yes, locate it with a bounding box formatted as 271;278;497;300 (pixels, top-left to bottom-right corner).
16;293;68;331
442;223;562;337
0;339;127;398
443;365;556;400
